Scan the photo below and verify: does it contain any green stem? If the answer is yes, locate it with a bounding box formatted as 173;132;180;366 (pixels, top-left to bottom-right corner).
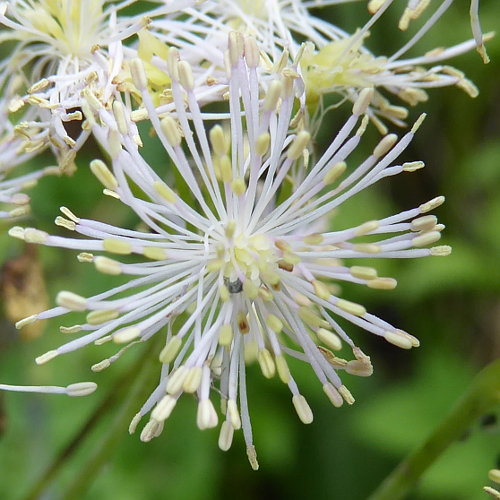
369;358;500;500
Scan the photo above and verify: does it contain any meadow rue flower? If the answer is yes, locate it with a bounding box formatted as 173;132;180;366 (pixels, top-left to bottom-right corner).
367;0;490;64
146;0;487;133
7;34;451;468
0;0;151;166
0;76;57;219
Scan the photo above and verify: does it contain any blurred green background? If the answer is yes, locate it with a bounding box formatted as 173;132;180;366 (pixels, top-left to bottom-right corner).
1;2;499;499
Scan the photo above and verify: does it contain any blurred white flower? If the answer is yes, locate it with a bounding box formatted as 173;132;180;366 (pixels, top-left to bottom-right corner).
0;76;57;218
7;34;450;467
146;0;487;132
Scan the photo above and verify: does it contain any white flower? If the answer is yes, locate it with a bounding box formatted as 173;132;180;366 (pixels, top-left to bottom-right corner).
367;0;489;63
0;76;56;218
0;0;152;162
7;34;450;467
146;0;487;132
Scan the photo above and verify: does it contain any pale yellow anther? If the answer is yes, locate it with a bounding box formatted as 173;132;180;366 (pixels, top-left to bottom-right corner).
8;226;25;240
323;383;343;408
56;291;86;311
77;252;93;263
220;155;232;183
161;116;182;147
263;80;282;112
346;359;373;377
484;486;500;499
154;180;176;204
166;46;180;79
275;355;291;384
243;280;259;299
66;382;97;397
227;399;241;429
91;359;111;372
103;238;132;255
412;230;441;248
353;88;374;115
87;309;119;326
287;131;310;160
244;36;260;67
412;215;437;232
94;335;112;346
283;252;300;266
355;220;379;236
129;58;148;89
374;134;398;158
258;349;276;379
350;266;377;280
166;366;188;394
219;284;230;303
209;125;227;156
367;0;385;14
367;277;397;290
60;325;82;334
113;326;141;344
403;161;425;172
219;324;233;346
384;330;413;350
24;228;48;244
218;420;234;452
337;299;366;317
143;247;167;261
231;177;246;196
303;233;323;245
317;328;342;351
247;445;259;471
128;413;142;434
298;307;329;328
258;286;273;301
183;366;203;393
319;346;348;368
178;61;194;90
255;132;270;156
228;31;244;67
35;350;59;365
260;270;280;286
15;315;37;330
55;216;76;231
159;336;182;363
353;243;381;254
312;280;331;300
411;113;427;134
430;245;452;256
197;399;218;430
151;395;177;421
140;419;161;442
94;256;122;275
420;196;445;214
292;394;313;424
489;470;500;484
338;385;355;405
266;314;283;333
244;340;258;364
112;101;128;135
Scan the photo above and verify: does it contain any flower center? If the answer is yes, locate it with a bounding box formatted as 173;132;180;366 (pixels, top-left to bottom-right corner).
208;224;279;298
21;0;104;58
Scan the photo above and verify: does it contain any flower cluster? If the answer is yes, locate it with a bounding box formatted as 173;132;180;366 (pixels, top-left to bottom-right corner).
0;0;491;467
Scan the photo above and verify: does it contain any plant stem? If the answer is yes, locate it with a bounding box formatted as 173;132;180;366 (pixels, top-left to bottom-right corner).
369;357;500;500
